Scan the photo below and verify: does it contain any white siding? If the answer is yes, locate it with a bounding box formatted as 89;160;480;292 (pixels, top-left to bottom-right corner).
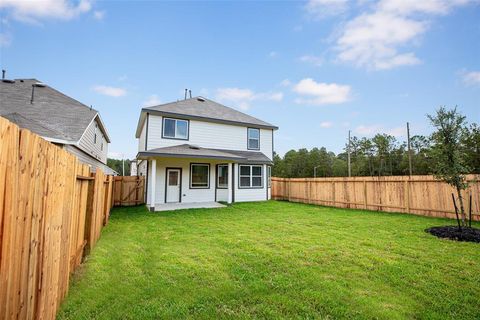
145;160;270;206
146;115;274;160
78;117;108;164
233;163;269;202
138;119;147;152
147;158;227;206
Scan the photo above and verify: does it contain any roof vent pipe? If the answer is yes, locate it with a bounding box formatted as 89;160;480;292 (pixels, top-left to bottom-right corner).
2;70;5;80
189;90;192;99
184;88;188;100
30;84;35;104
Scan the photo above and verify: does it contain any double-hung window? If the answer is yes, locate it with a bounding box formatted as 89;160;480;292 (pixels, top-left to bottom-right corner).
247;128;260;150
217;165;228;188
190;163;209;188
239;165;263;188
163;118;189;140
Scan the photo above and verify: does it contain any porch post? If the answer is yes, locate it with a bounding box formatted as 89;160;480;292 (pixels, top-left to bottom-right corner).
150;159;156;211
227;163;233;204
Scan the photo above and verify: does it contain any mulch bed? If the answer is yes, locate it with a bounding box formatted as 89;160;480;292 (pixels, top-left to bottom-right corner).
426;226;480;243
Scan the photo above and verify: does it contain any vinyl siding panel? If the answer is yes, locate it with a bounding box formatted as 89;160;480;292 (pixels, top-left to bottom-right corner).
78;117;108;164
233;163;268;202
138;119;147;152
147;115;274;160
63;144;115;174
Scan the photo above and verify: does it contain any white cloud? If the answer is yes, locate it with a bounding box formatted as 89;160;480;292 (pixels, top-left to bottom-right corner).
93;10;105;20
293;78;351;105
320;121;333;128
0;0;93;23
305;0;349;18
269;51;278;58
0;32;12;47
93;85;126;97
462;70;480;86
280;79;291;87
355;124;405;137
334;0;473;70
215;87;283;110
142;94;161;107
299;55;324;67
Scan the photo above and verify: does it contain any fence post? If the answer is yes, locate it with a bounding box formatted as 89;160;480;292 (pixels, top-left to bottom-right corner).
332;181;336;205
83;172;97;256
404;179;410;213
363;180;367;209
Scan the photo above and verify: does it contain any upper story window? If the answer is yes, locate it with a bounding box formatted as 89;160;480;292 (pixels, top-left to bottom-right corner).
247;128;260;150
163;118;189;140
94;123;98;144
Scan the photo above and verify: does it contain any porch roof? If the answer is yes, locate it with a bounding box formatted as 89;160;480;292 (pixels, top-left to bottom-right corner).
137;144;272;164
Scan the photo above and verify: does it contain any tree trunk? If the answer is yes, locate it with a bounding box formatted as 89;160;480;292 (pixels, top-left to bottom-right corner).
456;186;466;226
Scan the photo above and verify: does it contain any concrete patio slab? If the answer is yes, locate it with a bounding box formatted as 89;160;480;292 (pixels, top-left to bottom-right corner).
154;202;226;212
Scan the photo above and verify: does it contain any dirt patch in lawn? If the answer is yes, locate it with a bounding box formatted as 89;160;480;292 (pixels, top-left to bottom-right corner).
426;226;480;243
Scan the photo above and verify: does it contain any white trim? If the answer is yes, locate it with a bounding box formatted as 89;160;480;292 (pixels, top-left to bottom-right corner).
227;163;233;204
150;159;157;207
43;137;76;145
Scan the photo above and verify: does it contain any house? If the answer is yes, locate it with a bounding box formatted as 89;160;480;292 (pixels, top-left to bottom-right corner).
0;78;116;175
135;96;278;211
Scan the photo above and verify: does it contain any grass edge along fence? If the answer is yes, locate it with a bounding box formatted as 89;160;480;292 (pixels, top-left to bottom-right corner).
0;116;114;320
272;175;480;221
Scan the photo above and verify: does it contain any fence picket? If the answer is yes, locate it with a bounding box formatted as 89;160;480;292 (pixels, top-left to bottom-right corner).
272;176;480;221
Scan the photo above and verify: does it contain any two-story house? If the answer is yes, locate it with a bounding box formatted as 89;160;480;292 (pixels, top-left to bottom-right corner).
135;97;278;211
0;78;115;175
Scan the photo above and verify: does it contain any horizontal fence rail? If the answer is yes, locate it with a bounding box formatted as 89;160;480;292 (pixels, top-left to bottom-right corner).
272;175;480;221
0;116;114;320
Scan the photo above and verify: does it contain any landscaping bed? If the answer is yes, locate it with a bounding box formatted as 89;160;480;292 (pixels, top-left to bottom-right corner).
426;225;480;243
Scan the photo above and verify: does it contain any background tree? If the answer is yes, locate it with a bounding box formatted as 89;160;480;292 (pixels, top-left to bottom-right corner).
107;158;131;176
428;107;471;226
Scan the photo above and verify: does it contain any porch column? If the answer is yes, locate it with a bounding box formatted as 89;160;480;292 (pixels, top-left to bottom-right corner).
227;163;233;204
150;159;156;211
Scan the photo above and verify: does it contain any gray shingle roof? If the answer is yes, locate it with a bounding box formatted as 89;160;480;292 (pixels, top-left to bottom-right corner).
143;97;278;130
137;144;272;164
0;79;107;142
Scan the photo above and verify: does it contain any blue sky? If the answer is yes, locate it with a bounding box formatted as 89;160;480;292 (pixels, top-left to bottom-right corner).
1;0;479;159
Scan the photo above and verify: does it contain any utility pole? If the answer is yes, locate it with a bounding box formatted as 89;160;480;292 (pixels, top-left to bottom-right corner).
347;130;352;177
407;122;412;176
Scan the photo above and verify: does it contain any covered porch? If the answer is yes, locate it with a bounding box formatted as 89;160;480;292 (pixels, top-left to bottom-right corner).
137;144;272;211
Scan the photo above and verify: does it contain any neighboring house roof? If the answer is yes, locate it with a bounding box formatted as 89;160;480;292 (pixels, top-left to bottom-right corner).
135;96;278;137
137;144;273;164
0;79;111;144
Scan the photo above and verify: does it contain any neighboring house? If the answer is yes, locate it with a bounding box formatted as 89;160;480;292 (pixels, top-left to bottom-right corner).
135;96;278;211
0;78;116;175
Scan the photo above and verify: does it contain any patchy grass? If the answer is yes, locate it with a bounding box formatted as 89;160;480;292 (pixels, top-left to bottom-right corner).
58;201;480;319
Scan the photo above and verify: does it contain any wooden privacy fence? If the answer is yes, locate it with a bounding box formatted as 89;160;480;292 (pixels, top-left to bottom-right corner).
113;176;145;206
0;116;114;320
272;175;480;221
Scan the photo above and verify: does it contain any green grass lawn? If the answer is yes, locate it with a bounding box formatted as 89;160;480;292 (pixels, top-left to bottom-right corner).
58;201;480;320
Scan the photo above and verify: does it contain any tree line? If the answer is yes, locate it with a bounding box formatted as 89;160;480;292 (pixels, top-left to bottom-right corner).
273;108;479;178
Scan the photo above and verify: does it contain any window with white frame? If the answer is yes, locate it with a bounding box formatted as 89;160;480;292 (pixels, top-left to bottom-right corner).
217;165;228;188
163;118;189;140
190;163;209;188
247;128;260;150
239;165;263;188
94;123;98;144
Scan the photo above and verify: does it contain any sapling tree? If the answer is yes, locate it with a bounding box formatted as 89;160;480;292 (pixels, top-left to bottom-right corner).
428;107;471;226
